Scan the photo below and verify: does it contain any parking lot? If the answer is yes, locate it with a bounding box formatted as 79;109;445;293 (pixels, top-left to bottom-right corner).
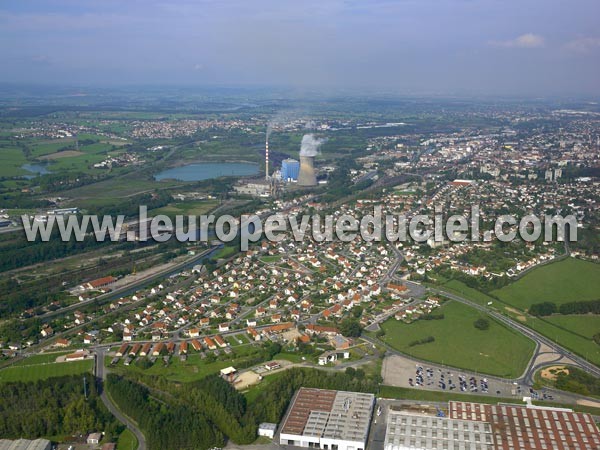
382;354;533;399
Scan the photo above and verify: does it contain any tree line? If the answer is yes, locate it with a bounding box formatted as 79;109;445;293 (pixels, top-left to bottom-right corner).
529;299;600;317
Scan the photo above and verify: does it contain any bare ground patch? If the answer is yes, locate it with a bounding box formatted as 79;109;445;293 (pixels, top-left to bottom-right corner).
577;399;600;408
234;371;261;390
505;306;527;322
39;150;85;160
540;365;569;381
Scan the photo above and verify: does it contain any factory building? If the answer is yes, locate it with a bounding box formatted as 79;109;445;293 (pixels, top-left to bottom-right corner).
384;409;495;450
383;400;600;450
233;180;272;197
281;158;300;182
279;387;374;450
0;439;52;450
449;401;600;450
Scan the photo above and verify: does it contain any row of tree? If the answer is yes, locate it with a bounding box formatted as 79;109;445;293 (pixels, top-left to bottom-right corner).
529;299;600;317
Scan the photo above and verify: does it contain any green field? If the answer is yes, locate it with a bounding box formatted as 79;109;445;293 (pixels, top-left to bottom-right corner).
11;351;70;366
0;133;130;178
112;346;263;382
440;279;497;307
379;301;535;377
152;200;219;216
117;429;138;450
0;360;93;383
0;147;28;177
491;258;600;310
260;255;283;264
545;315;600;340
62;175;183;210
243;370;287;404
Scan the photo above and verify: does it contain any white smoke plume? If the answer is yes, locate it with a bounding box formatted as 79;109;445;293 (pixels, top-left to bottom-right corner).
300;134;326;157
266;110;311;140
266;111;295;140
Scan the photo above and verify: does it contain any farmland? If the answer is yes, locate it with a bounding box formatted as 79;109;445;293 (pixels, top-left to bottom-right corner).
0;133;131;178
491;258;600;311
379;300;535;378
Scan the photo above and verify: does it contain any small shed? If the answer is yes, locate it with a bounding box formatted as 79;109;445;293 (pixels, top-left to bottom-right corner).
258;422;277;439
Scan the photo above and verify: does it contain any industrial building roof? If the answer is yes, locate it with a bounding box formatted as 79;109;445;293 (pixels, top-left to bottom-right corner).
280;387;374;443
384;410;494;450
0;439;51;450
449;401;600;450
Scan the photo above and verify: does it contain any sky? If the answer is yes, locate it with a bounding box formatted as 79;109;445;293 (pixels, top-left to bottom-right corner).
1;0;599;96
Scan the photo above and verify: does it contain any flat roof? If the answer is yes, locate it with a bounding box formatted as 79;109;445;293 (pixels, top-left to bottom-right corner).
384;410;494;450
0;439;51;450
449;401;600;450
280;387;374;443
220;366;237;375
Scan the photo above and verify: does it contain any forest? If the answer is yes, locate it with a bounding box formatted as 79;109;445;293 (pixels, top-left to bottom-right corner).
106;366;381;449
0;375;120;441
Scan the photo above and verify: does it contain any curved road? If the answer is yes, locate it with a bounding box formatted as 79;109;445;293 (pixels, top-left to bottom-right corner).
95;348;147;450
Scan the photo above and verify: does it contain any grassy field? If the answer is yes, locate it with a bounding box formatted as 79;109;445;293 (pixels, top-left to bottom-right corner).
0;360;93;383
480;258;600;365
545;315;600;340
273;352;306;363
112;346;264;383
214;245;239;260
151;200;219;216
0;146;28;177
0;134;130;178
379;301;535;378
491;258;600;310
116;429;138;450
436;279;600;366
243;371;287;404
260;255;283;264
11;351;71;366
113;355;234;382
439;279;497;307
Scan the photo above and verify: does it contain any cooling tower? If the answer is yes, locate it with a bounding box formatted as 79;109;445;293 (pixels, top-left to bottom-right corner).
297;155;317;187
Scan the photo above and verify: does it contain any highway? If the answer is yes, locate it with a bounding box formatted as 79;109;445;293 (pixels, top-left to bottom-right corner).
95;347;147;450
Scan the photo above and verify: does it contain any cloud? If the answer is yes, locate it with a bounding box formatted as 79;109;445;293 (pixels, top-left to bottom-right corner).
490;33;545;48
563;37;600;53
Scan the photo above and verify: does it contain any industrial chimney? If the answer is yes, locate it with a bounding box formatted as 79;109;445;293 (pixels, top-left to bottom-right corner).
265;139;269;180
297;155;317;186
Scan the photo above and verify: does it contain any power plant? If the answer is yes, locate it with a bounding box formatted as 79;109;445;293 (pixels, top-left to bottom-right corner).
297;155;317;186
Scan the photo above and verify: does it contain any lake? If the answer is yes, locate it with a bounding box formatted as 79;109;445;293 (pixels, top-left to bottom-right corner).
154;162;259;181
